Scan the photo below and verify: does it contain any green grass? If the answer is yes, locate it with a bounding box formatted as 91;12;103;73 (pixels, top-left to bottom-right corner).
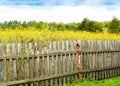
63;76;120;86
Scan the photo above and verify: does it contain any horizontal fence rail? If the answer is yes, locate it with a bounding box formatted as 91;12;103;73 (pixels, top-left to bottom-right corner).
0;40;120;86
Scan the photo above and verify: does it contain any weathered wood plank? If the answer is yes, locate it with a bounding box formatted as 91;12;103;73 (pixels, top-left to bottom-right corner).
0;44;4;82
53;41;58;86
87;40;91;70
23;43;28;79
49;42;53;86
44;43;49;86
34;43;39;78
28;43;33;79
3;44;7;82
12;43;17;81
24;43;29;86
8;44;13;81
69;40;74;82
62;41;66;84
73;40;78;79
83;40;88;70
38;42;42;78
28;43;34;86
70;40;74;72
17;43;22;80
116;40;120;67
31;42;38;86
66;40;70;84
57;41;62;86
6;44;10;81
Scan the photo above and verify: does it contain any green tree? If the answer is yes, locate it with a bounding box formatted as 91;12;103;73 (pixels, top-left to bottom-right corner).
48;22;57;30
57;22;66;30
77;18;90;31
77;18;103;32
65;23;79;31
108;17;120;33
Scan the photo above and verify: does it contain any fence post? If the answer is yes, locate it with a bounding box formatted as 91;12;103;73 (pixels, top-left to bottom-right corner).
76;43;83;78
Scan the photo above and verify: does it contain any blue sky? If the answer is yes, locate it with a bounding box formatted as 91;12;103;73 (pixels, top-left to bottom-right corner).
0;0;119;6
0;0;120;23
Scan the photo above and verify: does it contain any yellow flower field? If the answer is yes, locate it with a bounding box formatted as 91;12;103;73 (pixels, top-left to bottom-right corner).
0;28;120;43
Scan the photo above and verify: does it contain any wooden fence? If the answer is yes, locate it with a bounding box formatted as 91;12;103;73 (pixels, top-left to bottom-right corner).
0;40;120;86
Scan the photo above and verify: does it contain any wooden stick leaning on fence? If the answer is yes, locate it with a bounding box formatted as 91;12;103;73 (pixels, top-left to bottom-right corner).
77;43;83;78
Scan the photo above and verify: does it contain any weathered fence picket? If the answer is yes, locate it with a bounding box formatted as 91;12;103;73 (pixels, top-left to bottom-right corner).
6;44;10;82
0;40;120;86
49;42;53;86
0;44;3;82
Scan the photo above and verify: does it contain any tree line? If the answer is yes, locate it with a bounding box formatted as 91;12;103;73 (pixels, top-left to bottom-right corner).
0;17;120;33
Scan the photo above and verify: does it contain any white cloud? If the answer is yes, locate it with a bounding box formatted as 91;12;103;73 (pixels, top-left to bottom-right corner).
0;5;120;23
